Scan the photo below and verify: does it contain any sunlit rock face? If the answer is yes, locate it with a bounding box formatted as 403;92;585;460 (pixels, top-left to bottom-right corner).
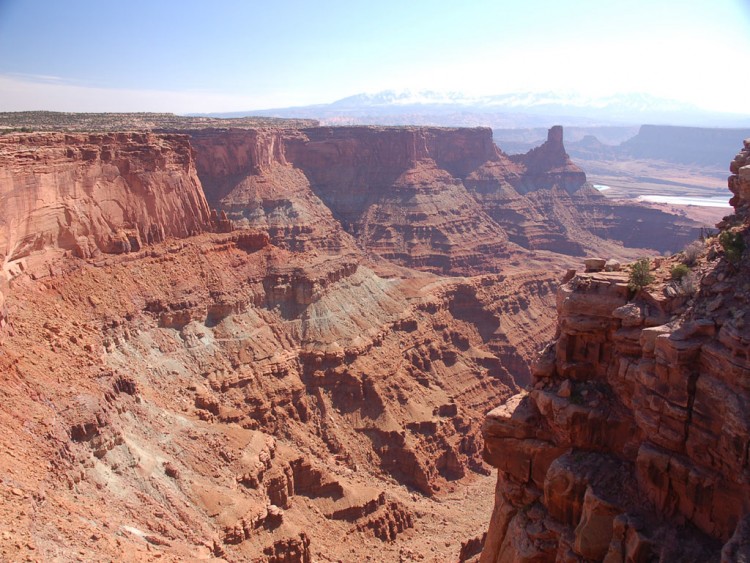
192;125;701;274
0;124;561;561
0;123;721;561
480;138;750;563
0;132;211;262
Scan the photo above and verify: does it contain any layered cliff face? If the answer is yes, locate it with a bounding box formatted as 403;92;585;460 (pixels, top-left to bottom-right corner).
192;126;525;274
189;128;355;254
0;132;211;263
473;126;702;256
481;138;750;562
289;126;701;261
192;125;702;275
509;126;588;194
0;122;725;561
287;127;523;274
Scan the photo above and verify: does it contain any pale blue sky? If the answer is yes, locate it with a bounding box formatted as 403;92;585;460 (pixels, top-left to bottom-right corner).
0;0;748;113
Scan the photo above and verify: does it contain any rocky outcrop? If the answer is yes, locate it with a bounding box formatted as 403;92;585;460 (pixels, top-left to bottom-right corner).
0;132;211;263
510;126;588;194
475;127;701;255
729;137;750;214
460;126;698;257
480;138;750;561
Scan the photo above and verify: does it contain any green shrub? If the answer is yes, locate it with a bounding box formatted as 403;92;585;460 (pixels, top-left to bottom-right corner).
628;258;654;292
719;231;745;264
670;264;690;280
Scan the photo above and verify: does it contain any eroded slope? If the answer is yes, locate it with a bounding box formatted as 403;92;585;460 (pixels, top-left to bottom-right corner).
0;231;557;561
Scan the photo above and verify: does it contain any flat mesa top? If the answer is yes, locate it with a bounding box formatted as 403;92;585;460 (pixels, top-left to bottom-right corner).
0;112;496;135
0;111;319;133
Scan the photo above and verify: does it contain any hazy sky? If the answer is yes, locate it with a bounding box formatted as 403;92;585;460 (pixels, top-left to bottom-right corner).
0;0;748;113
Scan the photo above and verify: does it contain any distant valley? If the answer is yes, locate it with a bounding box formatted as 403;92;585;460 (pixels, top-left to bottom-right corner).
494;124;749;225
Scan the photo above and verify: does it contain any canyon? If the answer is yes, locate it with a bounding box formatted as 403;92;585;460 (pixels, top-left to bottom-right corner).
0;115;740;562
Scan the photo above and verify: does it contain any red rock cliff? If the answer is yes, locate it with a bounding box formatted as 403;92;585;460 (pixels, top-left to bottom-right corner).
0;132;211;263
189;126;702;271
188;128;293;206
286;126;521;274
480;138;750;562
286;126;506;221
189;128;355;253
510;125;589;194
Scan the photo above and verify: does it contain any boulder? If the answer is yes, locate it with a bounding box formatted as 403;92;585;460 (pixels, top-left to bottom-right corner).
584;258;607;272
605;259;621;272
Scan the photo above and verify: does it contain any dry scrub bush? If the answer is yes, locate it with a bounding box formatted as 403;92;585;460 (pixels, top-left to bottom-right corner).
680;272;698;296
682;241;704;266
670;264;690;280
720;231;745;264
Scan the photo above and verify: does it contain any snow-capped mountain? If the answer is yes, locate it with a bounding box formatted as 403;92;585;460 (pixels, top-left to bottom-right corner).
196;89;749;128
330;90;477;107
329;89;703;114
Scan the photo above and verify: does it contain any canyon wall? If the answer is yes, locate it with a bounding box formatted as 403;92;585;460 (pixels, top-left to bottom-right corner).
189;128;355;253
192;126;702;275
0;123;724;561
0;132;211;263
286;127;520;273
481;138;750;562
0;125;705;275
621;124;750;167
0;230;559;561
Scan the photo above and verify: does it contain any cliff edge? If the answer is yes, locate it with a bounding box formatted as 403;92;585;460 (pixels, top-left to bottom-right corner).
0;132;211;263
480;138;750;561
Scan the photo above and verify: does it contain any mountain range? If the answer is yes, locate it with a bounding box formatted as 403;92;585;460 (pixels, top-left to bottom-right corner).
195;89;750;128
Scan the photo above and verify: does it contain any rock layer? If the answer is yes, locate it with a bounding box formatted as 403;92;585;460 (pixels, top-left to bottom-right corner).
0;229;558;560
191;126;702;274
189;128;355;254
0;122;727;562
480;137;750;562
0;132;211;263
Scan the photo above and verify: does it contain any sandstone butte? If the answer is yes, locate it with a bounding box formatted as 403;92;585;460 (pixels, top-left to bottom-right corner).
0;117;741;562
